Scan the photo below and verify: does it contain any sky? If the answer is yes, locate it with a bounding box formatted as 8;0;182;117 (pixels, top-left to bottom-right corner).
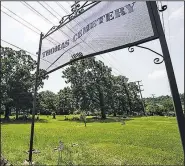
1;1;184;97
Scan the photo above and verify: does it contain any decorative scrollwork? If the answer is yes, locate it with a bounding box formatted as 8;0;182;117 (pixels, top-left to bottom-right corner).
158;5;167;12
71;1;81;15
128;47;134;53
153;57;163;64
128;45;164;65
43;26;58;38
59;1;99;24
43;1;99;39
69;1;95;21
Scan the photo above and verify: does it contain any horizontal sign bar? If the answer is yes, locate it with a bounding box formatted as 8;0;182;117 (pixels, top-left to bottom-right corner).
40;1;158;73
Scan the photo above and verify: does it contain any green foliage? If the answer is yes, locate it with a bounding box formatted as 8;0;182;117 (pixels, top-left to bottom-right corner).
2;46;181;120
61;57;144;118
37;90;58;115
1;46;48;119
179;93;184;105
57;87;74;115
144;95;180;116
146;104;163;115
62;57;112;119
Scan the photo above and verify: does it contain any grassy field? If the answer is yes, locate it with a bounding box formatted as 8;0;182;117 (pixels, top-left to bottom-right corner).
1;115;184;165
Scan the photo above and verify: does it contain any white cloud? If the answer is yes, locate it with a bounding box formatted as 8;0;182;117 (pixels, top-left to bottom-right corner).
169;5;184;20
148;69;166;80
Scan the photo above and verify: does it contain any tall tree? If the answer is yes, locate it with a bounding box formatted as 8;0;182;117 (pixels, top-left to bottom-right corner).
62;57;113;119
38;90;58;114
58;87;74;115
1;47;48;119
128;82;144;115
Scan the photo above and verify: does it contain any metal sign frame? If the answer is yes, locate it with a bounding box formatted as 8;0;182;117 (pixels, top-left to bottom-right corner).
28;1;185;164
42;1;160;75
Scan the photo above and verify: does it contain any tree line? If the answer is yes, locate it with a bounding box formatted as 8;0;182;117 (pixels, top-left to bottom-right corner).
38;57;145;119
1;46;184;120
1;47;48;120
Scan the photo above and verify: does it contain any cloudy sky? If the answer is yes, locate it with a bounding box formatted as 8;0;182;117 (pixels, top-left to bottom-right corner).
1;1;184;97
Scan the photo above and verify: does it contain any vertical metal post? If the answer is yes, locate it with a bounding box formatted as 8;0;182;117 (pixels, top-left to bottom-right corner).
28;32;43;164
151;94;155;99
0;42;2;156
136;80;146;115
151;94;156;116
151;2;185;162
123;82;132;116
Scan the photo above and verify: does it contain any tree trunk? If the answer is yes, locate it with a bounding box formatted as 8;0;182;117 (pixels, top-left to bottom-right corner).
121;101;126;116
4;106;10;120
126;104;130;116
101;107;106;119
52;113;56;119
16;108;19;120
123;83;132;116
98;86;106;119
112;98;116;117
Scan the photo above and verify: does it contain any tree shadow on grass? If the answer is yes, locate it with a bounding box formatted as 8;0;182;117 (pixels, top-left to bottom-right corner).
58;116;135;124
1;118;48;125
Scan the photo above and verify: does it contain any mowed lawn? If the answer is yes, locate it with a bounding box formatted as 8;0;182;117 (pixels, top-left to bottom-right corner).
1;116;184;165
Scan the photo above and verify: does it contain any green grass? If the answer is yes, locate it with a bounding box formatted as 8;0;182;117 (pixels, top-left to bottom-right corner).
1;115;184;165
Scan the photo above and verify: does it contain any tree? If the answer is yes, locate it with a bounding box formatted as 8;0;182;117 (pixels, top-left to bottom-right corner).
61;56;147;118
128;82;144;116
38;90;58;115
57;87;74;115
144;95;175;116
1;46;48;119
161;98;174;115
62;57;113;119
179;93;184;113
107;75;129;117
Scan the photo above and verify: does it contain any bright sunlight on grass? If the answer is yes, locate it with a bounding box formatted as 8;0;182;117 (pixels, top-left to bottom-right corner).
1;116;184;165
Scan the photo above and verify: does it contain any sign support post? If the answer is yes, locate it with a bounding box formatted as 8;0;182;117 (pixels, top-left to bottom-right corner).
28;1;184;164
136;80;146;115
28;32;43;164
151;2;185;163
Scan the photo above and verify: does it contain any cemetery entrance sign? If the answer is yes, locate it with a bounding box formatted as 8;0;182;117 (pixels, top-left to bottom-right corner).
28;1;185;164
39;1;158;74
